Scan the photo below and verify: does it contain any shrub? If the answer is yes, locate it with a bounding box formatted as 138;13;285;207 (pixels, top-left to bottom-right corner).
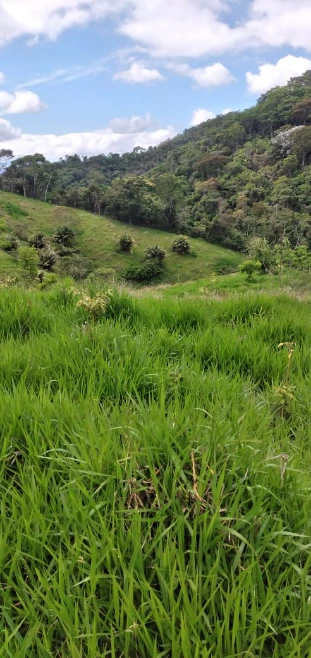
172;236;191;255
239;259;262;282
19;246;39;280
39;248;58;271
1;235;18;252
29;233;46;249
118;234;133;252
146;245;166;261
77;291;112;320
38;272;58;289
53;225;75;247
123;261;163;283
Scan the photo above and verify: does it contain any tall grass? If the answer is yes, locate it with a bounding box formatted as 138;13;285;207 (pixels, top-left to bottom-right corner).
0;286;310;657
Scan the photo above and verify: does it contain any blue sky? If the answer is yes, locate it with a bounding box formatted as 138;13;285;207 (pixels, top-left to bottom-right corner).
0;0;311;160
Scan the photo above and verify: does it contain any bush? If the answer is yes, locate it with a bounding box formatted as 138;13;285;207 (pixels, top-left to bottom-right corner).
38;272;58;289
239;259;262;282
118;234;133;252
146;245;166;261
172;236;191;255
19;246;39;280
123;261;163;283
1;235;18;252
53;225;75;247
39;248;58;271
77;291;112;320
29;233;47;249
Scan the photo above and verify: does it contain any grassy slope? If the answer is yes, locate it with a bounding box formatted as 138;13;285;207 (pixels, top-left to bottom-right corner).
152;270;311;299
0;284;310;657
0;191;241;283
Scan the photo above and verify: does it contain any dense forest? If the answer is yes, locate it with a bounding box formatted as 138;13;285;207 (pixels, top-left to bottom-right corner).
2;71;311;251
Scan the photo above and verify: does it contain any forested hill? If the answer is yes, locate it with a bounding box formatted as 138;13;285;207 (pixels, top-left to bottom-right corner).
2;70;311;251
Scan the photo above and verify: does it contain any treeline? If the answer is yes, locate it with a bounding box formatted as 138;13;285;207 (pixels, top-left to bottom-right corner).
2;71;311;251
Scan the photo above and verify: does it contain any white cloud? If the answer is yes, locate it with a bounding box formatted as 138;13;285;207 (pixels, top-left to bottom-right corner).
0;117;21;140
190;109;216;127
0;0;124;45
0;72;4;84
113;61;164;83
0;114;176;160
168;62;234;88
246;54;311;95
1;0;311;61
108;113;155;133
0;90;46;115
222;108;232;115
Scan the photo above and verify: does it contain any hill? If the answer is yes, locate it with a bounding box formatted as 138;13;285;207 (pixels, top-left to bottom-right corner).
0;191;241;283
2;71;311;254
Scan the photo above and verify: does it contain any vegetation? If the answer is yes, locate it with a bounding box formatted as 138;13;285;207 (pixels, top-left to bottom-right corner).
0;284;310;656
118;233;133;252
172;236;191;255
239;259;262;281
145;244;166;260
3;72;311;253
0;191;242;284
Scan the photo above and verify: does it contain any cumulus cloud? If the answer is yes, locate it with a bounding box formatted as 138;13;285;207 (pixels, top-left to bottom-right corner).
0;114;176;160
168;62;234;88
246;54;311;94
0;0;124;46
113;61;164;83
0;72;4;84
222;108;232;115
190;109;216;127
0;117;21;140
1;0;311;59
0;90;46;114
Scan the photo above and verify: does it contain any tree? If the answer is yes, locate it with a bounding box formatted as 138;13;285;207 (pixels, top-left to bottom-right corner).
290;98;311;126
291;126;311;170
239;260;261;281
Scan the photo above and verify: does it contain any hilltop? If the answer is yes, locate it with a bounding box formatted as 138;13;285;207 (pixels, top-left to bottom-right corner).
0;191;241;283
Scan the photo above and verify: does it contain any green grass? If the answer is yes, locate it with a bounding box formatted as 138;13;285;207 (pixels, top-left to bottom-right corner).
0;283;310;657
0;191;242;283
156;270;311;299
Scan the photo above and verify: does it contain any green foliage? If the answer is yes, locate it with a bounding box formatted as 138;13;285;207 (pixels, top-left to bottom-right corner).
123;260;163;282
239;259;262;281
145;244;166;260
53;225;75;246
1;234;18;252
248;237;273;270
28;233;46;249
118;233;133;252
19;246;39;280
172;236;191;254
38;271;58;289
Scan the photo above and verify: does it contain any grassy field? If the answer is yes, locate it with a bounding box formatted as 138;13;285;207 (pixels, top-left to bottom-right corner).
152;270;311;299
0;281;310;657
0;192;241;284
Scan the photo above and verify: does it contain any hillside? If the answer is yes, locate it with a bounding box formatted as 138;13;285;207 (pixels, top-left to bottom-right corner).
0;191;241;283
2;71;311;254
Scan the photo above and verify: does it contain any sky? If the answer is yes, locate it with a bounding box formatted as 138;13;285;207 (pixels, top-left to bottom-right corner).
1;0;311;160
